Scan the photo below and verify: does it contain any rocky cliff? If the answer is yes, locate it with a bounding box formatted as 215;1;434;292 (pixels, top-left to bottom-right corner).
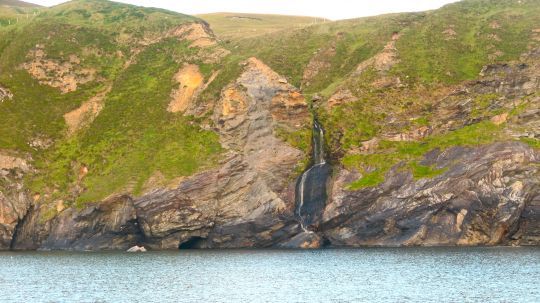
3;56;311;250
0;0;539;250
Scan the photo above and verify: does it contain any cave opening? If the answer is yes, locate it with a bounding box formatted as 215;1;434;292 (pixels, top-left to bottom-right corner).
178;236;207;249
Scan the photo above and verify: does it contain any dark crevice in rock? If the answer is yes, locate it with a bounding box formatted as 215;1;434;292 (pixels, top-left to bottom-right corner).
128;199;146;245
9;205;33;250
179;236;207;249
321;236;332;248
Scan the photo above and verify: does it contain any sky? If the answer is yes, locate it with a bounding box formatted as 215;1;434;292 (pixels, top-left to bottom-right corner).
25;0;461;20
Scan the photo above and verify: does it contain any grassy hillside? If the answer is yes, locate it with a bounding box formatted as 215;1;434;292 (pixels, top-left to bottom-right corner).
0;1;40;28
198;12;328;41
0;0;40;7
0;0;222;210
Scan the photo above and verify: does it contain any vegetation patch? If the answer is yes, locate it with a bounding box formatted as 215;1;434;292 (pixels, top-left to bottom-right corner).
344;121;504;190
27;39;223;208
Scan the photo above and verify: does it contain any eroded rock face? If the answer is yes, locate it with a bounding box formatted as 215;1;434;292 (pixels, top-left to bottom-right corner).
11;195;142;251
0;176;31;250
167;64;205;113
382;126;432;142
327;89;356;109
2;34;539;250
356;32;401;75
0;153;32;250
6;57;310;250
22;46;96;93
133;57;310;249
64;85;112;135
168;22;217;48
433;48;540;135
302;34;341;87
323;142;540;246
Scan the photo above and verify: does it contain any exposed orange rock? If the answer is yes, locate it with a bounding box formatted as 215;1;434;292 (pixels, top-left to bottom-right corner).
216;57;308;132
78;165;89;180
167;65;205;113
64;86;111;135
271;90;307;127
56;200;65;213
244;57;290;84
221;86;248;116
300;236;322;249
237;58;308;127
491;112;508;125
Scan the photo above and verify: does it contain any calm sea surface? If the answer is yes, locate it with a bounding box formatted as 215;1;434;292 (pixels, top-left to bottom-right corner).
0;247;538;303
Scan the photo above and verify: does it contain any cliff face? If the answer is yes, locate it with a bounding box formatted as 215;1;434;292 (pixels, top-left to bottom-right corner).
0;0;539;250
326;142;539;246
4;57;311;250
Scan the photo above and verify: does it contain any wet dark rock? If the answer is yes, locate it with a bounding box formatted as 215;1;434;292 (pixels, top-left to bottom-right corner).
295;163;331;229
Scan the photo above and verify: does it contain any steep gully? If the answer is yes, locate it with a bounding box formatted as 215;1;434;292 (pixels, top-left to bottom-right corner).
295;119;331;233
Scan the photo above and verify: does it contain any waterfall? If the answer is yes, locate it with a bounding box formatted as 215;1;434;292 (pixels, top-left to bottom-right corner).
312;120;326;165
295;119;331;232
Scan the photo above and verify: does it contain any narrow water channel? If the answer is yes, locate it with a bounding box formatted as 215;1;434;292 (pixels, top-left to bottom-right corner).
295;119;331;231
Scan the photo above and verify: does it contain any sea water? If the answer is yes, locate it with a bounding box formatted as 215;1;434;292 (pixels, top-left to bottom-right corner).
0;247;538;302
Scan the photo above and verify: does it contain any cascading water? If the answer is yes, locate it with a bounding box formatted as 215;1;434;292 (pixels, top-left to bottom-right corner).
295;119;331;232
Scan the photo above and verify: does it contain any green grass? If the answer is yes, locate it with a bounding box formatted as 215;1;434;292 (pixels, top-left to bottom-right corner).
24;39;221;205
199;12;328;41
393;0;540;84
410;161;448;180
470;93;500;118
232;13;422;89
521;137;540;149
275;125;312;155
0;20;124;151
41;0;197;34
224;0;539;96
343;121;505;190
0;1;224;208
0;5;41;29
26;39;223;207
